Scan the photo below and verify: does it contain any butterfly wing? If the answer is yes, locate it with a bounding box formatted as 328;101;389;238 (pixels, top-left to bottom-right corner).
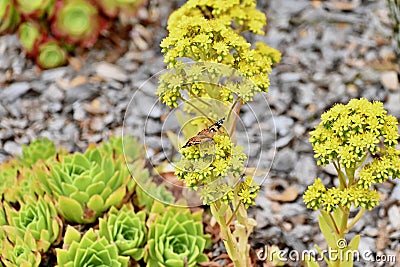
181;117;225;148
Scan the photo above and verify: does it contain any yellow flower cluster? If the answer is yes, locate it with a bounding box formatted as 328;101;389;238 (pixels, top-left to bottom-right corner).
358;147;400;188
157;0;281;108
175;134;258;205
176;134;246;187
305;99;399;213
303;178;380;212
310;98;399;167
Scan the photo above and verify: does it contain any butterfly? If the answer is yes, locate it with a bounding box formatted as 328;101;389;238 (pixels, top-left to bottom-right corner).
182;117;225;148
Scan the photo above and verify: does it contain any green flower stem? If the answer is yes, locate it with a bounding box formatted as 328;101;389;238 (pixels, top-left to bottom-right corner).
226;200;241;226
211;199;253;267
229;99;243;137
330;207;350;267
210;201;241;266
345;167;355;185
327;211;340;235
339;207;349;237
355;153;368;169
333;161;347;189
235;202;253;267
346;208;365;232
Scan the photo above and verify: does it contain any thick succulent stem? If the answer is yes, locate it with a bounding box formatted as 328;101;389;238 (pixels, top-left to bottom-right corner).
211;200;254;267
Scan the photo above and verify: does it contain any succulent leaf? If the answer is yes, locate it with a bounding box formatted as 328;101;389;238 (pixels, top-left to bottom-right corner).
20;137;57;167
56;226;129;267
135;179;175;211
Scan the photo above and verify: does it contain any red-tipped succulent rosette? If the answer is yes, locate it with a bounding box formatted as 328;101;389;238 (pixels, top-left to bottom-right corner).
116;0;147;18
18;21;43;57
14;0;55;19
0;0;21;34
94;0;147;20
94;0;119;19
51;0;108;48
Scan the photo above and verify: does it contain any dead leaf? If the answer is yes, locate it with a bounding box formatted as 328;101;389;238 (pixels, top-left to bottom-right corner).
266;179;299;202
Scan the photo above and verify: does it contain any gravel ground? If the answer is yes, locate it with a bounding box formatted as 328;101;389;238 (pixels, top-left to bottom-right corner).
0;0;399;266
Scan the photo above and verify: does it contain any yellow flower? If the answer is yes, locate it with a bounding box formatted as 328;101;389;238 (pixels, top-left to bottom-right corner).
322;188;341;212
303;178;326;210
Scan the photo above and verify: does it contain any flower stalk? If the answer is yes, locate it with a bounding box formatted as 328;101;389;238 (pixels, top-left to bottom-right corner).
303;98;400;267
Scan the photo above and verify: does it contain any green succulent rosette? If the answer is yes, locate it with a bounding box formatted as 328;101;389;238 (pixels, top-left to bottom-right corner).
0;230;41;267
51;0;106;47
20;137;58;167
99;136;143;163
144;201;210;267
36;144;132;224
0;163;50;203
135;180;175;211
56;226;129;267
0;138;63;202
0;0;20;34
4;195;61;252
99;205;146;261
37;40;67;69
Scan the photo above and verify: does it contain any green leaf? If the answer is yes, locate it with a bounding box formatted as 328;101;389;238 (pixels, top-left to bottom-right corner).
64;225;81;245
87;194;104;213
72;153;91;169
304;254;320;267
320;210;336;232
332;208;342;228
104;186;125;208
86;181;105;196
348;234;360;250
314;244;333;267
18;22;41;54
58;196;84;223
318;214;337;248
175;110;198;138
